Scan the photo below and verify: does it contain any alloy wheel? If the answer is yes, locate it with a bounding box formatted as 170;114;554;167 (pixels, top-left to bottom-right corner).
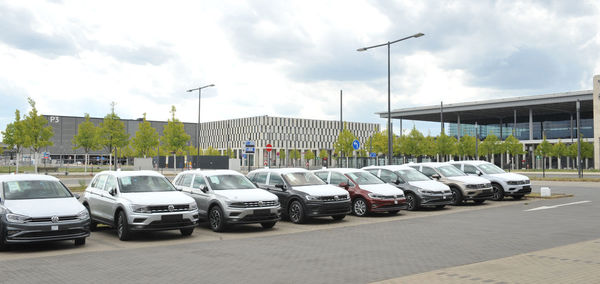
289;203;301;223
353;199;367;216
209;208;221;229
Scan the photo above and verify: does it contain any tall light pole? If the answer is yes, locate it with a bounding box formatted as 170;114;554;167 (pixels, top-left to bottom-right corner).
358;33;424;165
187;84;215;159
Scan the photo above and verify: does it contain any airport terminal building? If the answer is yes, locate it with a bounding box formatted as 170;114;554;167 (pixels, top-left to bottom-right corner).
379;75;600;169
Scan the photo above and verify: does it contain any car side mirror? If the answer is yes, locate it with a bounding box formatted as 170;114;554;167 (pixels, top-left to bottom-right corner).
74;193;81;199
275;184;285;190
431;174;441;180
338;182;350;190
175;187;182;191
201;186;209;193
108;187;117;196
395;178;405;185
476;170;483;176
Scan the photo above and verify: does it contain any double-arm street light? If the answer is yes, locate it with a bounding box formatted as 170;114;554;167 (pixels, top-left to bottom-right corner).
187;84;215;158
358;33;424;165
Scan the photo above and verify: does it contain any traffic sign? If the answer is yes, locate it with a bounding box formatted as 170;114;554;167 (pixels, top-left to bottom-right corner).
352;140;360;150
369;152;377;158
242;154;247;159
266;144;273;152
244;141;255;153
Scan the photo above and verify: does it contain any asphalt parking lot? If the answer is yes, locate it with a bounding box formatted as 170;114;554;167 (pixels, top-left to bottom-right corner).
1;181;598;283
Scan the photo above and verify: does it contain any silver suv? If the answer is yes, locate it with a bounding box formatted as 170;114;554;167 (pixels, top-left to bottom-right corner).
173;170;281;232
451;161;531;200
80;171;199;241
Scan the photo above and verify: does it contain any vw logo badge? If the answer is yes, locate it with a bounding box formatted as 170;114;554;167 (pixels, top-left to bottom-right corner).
168;205;175;212
334;195;339;200
51;216;59;223
258;201;264;206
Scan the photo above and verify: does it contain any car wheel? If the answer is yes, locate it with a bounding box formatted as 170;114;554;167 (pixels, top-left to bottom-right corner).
406;193;419;211
388;210;400;215
450;187;463;205
513;195;524;200
180;228;194;236
492;184;505;201
261;221;277;229
0;229;7;251
85;205;98;231
474;199;486;204
288;200;306;224
116;211;132;241
352;198;368;217
331;214;345;220
74;238;86;246
435;205;445;209
208;206;227;232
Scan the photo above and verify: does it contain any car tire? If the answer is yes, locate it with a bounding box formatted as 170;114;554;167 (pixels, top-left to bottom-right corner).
435;205;445;209
492;184;505;201
406;192;419;211
74;238;86;246
116;210;132;241
352;198;369;217
513;195;524;200
0;229;7;251
450;187;463;205
388;210;400;215
85;205;98;231
331;214;345;220
180;228;194;236
208;206;227;232
261;221;277;229
288;200;306;224
474;199;486;204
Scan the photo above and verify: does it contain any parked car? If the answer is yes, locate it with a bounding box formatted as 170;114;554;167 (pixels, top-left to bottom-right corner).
0;174;90;250
450;161;531;200
362;165;453;210
247;168;351;224
312;168;406;216
80;171;199;241
408;163;493;205
173;170;281;232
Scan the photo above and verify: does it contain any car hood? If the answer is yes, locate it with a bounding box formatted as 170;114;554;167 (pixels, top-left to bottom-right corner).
360;184;404;195
447;176;491;184
408;180;450;192
489;173;528;181
4;198;85;217
292;184;348;196
215;189;278;202
120;191;194;205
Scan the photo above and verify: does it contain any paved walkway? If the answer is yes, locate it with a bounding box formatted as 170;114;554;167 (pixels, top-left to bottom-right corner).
375;238;600;284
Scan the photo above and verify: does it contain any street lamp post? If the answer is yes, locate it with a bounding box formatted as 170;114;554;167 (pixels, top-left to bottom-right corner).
358;33;424;165
187;84;215;164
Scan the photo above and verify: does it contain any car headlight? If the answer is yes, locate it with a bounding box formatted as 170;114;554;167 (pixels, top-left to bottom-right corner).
6;213;30;224
466;184;479;189
418;189;436;194
77;209;89;220
368;193;386;199
507;181;518;185
525;179;530;184
305;195;320;201
189;202;198;211
485;183;492;188
131;204;151;213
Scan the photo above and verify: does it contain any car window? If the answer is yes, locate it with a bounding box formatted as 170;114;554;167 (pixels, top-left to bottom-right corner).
420;167;438;177
282;172;326;186
329;172;350;185
94;175;108;189
437;166;466;177
119;176;176;193
347;171;384;185
104;175;117;192
192;175;206;189
3;180;73;200
365;169;379;177
206;174;256;190
180;174;193;187
396;169;430;182
268;174;284;185
379;169;398;183
313;171;329;182
451;164;462;170
254;172;268;184
478;163;506;174
463;165;478;174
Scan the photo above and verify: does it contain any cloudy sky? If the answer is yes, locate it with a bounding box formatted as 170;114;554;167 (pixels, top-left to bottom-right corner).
1;0;599;136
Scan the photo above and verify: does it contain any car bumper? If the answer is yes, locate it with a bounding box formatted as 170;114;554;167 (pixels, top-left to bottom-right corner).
226;207;282;224
505;185;532;195
306;200;352;217
420;194;454;206
128;210;199;231
464;187;494;200
3;219;90;244
370;198;407;212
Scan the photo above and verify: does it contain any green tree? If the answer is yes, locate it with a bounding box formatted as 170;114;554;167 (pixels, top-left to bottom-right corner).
534;136;553;169
503;135;524;169
402;127;425;158
436;131;457;161
371;130;388;157
2;110;26;173
582;142;594;168
132;113;159;158
457;135;476;159
225;148;235;158
317;149;328;166
551;140;568;169
422;135;437;159
566;143;578;169
304;150;315;166
204;146;220;156
480;134;501;162
98;103;130;169
72;113;100;172
22;98;54;173
162;106;190;169
289;149;301;166
334;123;357;158
278;149;286;166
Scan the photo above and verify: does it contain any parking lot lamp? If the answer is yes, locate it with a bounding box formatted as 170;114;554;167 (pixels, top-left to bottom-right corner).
187;84;215;159
358;33;424;165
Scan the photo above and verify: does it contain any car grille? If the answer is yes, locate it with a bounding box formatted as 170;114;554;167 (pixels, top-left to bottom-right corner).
508;180;530;185
481;189;492;194
148;205;189;213
467;184;491;189
230;200;279;208
443;190;452;194
28;215;79;223
16;229;88;239
319;195;350;202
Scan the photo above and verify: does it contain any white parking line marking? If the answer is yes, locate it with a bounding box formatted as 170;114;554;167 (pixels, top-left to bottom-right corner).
525;201;591;212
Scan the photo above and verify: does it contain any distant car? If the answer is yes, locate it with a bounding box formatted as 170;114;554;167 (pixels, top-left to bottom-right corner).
313;168;406;216
408;162;493;205
362;165;453;210
80;171;199;241
173;170;281;232
248;168;351;224
0;174;90;250
450;161;531;200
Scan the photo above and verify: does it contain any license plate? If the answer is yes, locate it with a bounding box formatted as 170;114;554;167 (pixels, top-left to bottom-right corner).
162;214;183;222
51;225;59;231
254;209;271;215
443;196;447;199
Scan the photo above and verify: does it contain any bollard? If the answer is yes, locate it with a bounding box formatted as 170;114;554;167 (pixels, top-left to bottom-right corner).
540;187;551;197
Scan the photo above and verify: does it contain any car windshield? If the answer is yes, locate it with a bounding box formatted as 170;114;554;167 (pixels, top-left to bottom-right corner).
118;176;176;193
282;172;326;186
437;166;466;177
396;169;431;182
346;171;384;185
3;180;73;200
206;175;257;190
478;163;505;174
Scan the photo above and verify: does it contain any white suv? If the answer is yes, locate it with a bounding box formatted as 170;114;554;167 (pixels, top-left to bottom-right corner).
173;170;281;232
80;171;199;241
451;161;531;200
